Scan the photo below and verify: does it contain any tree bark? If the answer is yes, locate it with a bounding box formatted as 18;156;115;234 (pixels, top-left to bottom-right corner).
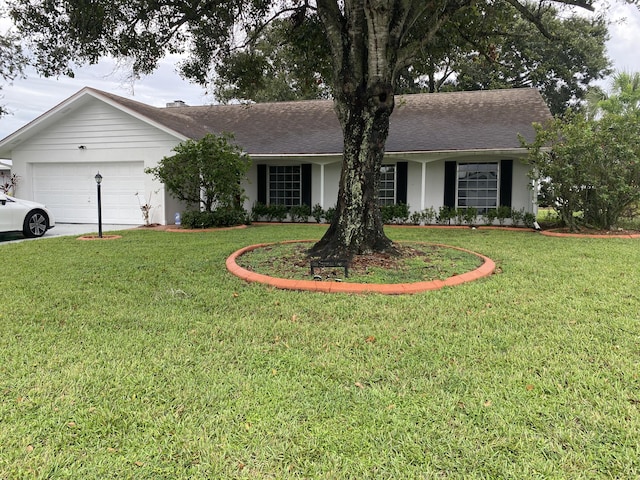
310;87;397;258
311;0;405;259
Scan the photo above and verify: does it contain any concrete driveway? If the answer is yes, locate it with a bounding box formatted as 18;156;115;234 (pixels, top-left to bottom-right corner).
0;224;137;244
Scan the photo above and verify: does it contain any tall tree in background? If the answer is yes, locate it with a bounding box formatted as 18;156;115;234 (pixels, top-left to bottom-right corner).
0;30;28;116
447;7;610;116
587;71;640;117
8;0;620;257
213;4;610;116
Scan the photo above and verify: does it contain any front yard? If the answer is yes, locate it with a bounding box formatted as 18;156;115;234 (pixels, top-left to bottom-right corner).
1;225;638;478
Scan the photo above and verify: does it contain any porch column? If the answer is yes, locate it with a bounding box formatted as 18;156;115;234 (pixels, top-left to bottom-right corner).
420;161;427;211
320;163;325;208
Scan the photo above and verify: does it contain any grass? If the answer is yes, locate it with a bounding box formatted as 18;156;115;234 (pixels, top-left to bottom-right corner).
1;224;639;478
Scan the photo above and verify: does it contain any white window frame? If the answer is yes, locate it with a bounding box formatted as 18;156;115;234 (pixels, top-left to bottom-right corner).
379;164;396;206
456;162;499;214
268;165;302;207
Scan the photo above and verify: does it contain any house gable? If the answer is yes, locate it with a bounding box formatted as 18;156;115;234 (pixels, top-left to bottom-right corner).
14;98;183;154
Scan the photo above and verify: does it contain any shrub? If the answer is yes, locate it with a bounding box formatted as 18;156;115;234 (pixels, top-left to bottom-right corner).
312;204;325;223
482;208;498;226
422;207;437;225
462;207;478;225
437;206;455;224
290;204;311;222
522;212;536;228
409;211;422;225
381;203;410;224
146;133;250;213
271;204;288;222
496;205;512;226
324;207;336;223
181;208;248;228
251;202;270;221
523;110;640;231
510;208;524;226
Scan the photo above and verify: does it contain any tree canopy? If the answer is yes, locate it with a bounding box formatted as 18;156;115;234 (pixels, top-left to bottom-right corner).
587;71;640;118
9;0;633;256
0;30;28;116
212;3;611;115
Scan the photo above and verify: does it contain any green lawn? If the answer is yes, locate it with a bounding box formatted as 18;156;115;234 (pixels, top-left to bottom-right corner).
1;225;639;478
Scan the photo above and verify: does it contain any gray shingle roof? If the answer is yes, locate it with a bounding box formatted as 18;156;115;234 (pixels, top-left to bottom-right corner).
97;88;551;156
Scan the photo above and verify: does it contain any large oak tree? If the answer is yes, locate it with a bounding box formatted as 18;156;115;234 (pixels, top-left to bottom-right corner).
8;0;624;257
213;5;610;116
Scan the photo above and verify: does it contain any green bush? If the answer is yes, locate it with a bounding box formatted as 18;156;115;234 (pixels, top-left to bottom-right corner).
324;207;336;223
146;133;250;213
181;208;248;228
510;208;524;226
250;202;289;222
496;205;512;226
381;203;410;224
437;206;455;224
251;202;270;221
312;204;325;223
482;209;498;226
409;211;422;225
422;207;437;225
523;110;640;231
289;204;311;223
462;206;478;225
522;212;536;228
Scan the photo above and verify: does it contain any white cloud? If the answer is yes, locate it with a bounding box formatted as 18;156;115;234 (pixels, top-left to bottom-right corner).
604;3;640;74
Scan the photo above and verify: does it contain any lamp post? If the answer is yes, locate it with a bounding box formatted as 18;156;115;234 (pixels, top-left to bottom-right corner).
95;172;103;238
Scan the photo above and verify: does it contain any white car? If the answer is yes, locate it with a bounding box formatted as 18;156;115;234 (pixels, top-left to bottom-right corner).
0;193;55;238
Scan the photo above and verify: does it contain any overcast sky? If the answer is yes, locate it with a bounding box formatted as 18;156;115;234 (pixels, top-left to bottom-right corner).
1;2;639;140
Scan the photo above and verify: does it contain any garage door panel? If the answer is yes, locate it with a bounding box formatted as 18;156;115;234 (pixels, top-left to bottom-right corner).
33;162;146;224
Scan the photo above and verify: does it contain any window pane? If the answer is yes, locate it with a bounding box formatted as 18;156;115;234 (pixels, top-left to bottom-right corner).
456;162;499;214
269;165;302;206
378;164;396;205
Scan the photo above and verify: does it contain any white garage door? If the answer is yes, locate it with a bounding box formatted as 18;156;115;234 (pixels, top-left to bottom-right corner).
33;162;146;224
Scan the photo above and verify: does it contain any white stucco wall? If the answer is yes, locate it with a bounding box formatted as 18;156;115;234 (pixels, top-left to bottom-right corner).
243;153;534;222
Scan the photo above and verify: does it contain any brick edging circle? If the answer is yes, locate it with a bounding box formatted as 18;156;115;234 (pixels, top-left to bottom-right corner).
540;230;640;239
77;235;122;240
165;225;248;233
226;240;496;295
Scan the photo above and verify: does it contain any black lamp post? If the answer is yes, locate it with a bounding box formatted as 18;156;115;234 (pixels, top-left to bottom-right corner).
95;172;103;238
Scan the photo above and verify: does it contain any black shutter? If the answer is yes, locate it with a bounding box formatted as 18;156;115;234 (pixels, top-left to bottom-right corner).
301;164;312;207
396;162;408;205
500;160;513;208
257;164;267;204
444;161;457;208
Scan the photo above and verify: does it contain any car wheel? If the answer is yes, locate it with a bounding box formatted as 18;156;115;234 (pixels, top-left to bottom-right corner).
23;210;49;238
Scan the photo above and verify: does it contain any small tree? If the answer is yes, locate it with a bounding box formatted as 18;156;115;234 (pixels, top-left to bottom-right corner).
523;110;640;231
146;133;251;213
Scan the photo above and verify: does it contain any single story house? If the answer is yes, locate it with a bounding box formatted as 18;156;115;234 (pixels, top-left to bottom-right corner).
0;87;551;225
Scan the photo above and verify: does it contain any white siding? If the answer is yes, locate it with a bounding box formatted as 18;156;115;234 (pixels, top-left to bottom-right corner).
10;98;183;225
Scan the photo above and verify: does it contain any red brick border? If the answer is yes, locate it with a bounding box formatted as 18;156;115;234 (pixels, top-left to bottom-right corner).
165;225;248;233
77;235;122;240
540;229;640;239
226;240;496;295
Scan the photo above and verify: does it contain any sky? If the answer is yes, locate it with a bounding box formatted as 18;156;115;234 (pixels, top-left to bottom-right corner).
1;2;639;140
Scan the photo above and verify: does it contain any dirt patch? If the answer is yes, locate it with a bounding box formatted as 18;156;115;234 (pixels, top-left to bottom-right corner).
236;242;483;284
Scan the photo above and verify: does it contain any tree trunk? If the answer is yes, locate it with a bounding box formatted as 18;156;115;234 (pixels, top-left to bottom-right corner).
310;89;397;259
